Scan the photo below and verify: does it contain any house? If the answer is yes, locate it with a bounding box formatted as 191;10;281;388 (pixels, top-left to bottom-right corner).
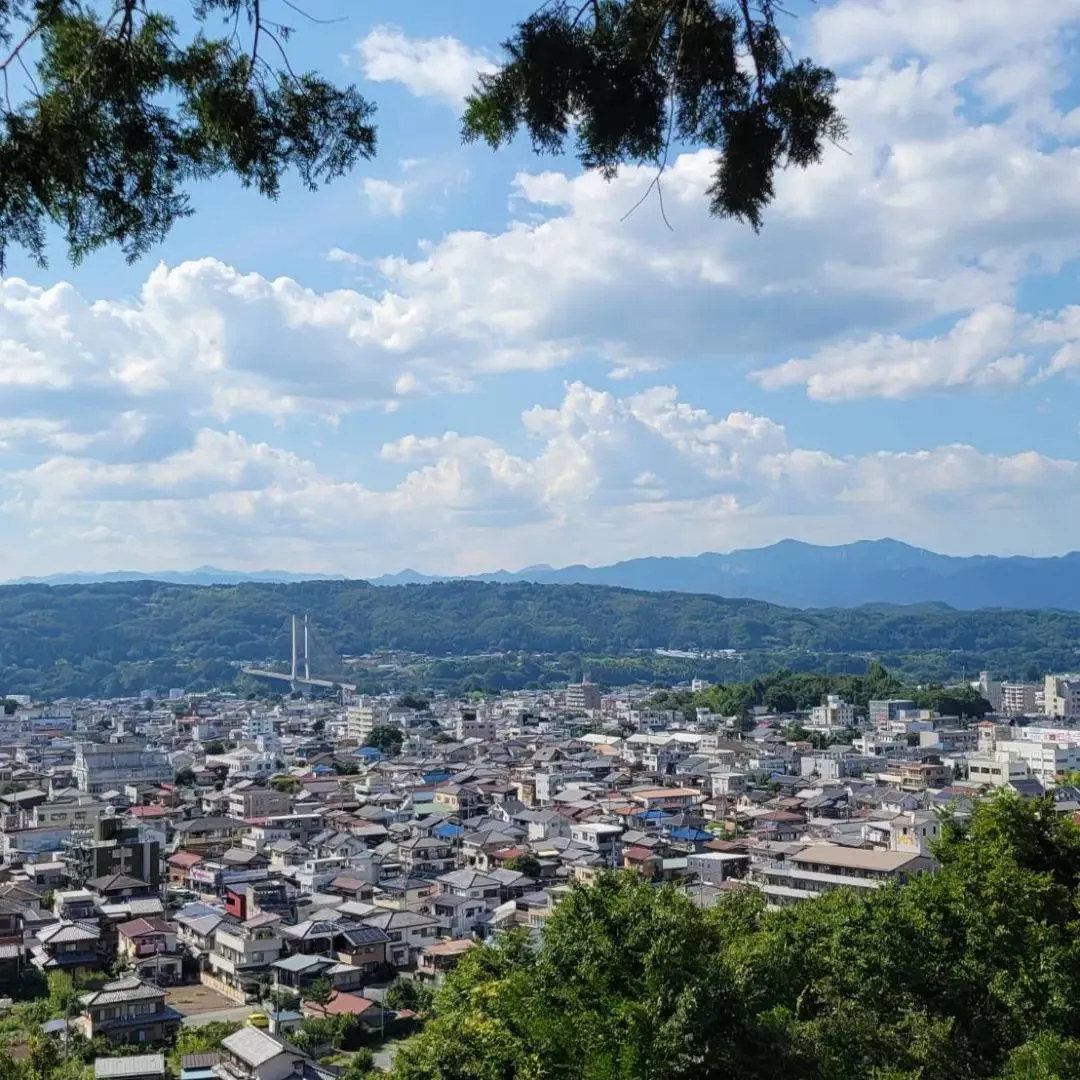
397;835;456;876
77;976;183;1046
271;953;364;994
167;850;204;887
213;1026;334;1080
333;924;390;973
87;873;156;903
300;990;387;1028
33;920;102;974
173;816;247;855
207;913;284;1001
361;909;440;968
117;917;183;984
95;1055;167;1080
417;939;475;985
420;892;488;938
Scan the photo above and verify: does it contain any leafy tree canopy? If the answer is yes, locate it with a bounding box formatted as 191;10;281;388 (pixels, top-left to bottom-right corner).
394;795;1080;1080
0;0;840;269
365;724;404;755
465;0;844;231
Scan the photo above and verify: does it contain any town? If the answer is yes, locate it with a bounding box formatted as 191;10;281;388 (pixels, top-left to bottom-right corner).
1;668;1080;1078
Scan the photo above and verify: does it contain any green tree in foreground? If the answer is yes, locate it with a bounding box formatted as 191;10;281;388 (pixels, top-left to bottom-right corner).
0;0;839;269
393;795;1080;1080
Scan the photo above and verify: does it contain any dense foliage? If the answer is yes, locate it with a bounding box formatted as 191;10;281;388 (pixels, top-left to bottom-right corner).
650;663;993;721
0;579;1074;698
393;796;1080;1080
0;0;835;268
464;0;843;231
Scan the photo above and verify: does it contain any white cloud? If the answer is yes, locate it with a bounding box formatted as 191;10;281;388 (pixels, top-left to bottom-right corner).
355;25;496;107
8;381;1078;576
362;178;410;217
753;304;1031;400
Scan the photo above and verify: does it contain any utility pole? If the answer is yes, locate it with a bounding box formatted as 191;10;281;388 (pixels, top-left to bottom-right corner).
291;616;298;683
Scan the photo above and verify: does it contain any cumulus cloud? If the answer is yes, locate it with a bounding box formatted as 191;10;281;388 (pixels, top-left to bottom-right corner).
362;178;410;217
355;26;496;107
753;304;1031;400
8;382;1079;576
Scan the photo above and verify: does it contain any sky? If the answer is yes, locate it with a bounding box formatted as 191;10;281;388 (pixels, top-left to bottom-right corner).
2;0;1080;578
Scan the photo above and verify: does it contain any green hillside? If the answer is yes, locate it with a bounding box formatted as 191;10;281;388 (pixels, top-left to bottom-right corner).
0;578;1077;698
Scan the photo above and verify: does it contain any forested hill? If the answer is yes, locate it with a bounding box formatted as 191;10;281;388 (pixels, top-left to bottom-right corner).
1;578;1078;698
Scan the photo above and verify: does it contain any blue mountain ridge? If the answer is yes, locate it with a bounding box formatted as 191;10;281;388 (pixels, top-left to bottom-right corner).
12;538;1080;610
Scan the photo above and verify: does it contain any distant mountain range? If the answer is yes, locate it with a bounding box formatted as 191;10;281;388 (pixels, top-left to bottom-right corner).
7;566;346;587
10;539;1080;610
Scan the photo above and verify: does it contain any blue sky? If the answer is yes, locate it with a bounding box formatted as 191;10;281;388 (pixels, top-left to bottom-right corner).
2;0;1080;578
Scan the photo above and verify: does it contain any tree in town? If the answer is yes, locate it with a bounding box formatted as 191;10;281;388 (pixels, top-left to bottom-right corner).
503;853;543;880
174;1021;243;1055
304;975;335;1016
0;0;840;271
174;766;197;786
365;725;404;756
384;977;434;1015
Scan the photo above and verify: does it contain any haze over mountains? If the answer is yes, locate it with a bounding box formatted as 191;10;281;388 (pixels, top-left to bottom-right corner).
10;539;1080;611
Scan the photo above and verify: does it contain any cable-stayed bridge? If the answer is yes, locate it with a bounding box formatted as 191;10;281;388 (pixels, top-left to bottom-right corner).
242;614;356;692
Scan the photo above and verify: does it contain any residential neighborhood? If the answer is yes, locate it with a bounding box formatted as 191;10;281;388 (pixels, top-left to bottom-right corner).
2;671;1080;1075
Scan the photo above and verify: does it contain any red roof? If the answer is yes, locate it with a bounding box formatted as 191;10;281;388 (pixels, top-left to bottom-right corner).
624;845;657;861
167;851;203;868
127;806;166;818
305;991;375;1017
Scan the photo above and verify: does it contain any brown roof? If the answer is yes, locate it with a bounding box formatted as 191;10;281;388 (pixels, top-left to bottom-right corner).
118;917;172;937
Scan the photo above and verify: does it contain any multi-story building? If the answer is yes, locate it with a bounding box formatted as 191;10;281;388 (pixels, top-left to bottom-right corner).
241;713;276;743
346;698;388;742
1045;675;1080;718
1001;682;1040;716
73;743;172;794
565;681;602;713
456;709;496;742
976;671;1003;712
868;700;918;729
809;695;856;728
227;786;293;820
63;815;162;887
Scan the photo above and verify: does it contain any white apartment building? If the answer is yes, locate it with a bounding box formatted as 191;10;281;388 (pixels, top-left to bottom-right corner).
973;722;1080;784
1045;675;1080;718
241;713;276;743
1000;682;1040;716
809;695;856;728
346;698;388;742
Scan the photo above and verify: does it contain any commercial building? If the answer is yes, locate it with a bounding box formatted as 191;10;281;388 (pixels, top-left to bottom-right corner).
73;743;172;794
1045;675;1080;719
868;700;918;729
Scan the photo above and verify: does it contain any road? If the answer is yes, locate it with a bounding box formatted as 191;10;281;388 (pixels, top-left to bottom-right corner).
373;1046;399;1073
181;1006;254;1027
